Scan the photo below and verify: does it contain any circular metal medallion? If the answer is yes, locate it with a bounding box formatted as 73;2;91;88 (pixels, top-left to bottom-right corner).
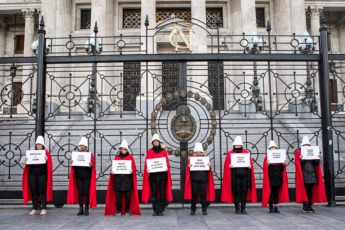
170;105;196;142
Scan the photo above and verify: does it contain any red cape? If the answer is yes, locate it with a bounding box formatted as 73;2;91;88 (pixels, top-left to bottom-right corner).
141;149;173;203
295;149;327;203
67;153;97;208
184;155;215;202
104;154;141;215
261;155;289;207
22;150;53;204
221;149;257;203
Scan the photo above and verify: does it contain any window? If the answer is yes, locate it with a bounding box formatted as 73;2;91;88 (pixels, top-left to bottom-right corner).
80;9;91;29
208;61;224;110
15;35;24;54
123;62;141;111
162;61;179;110
256;7;265;28
206;8;223;28
12;82;23;107
122;8;224;29
123;9;141;29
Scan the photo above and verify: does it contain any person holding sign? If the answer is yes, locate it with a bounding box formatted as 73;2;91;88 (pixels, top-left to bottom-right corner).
67;137;97;216
22;136;53;216
104;139;140;216
184;143;215;215
221;136;257;214
295;136;326;213
262;140;289;213
142;134;173;216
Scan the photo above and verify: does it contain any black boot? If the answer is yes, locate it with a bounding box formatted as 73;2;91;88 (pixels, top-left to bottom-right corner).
235;204;241;214
77;205;84;216
241;202;247;214
84;206;89;216
273;207;280;213
269;203;273;213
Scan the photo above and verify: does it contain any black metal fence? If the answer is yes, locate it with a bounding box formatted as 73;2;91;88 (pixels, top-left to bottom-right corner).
0;15;343;205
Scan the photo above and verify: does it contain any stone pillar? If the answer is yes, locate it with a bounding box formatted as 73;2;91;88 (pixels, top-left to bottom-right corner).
309;5;322;36
338;21;345;106
274;0;292;109
290;0;306;35
0;19;6;114
191;0;206;53
309;6;323;111
241;0;256;34
20;9;36;113
91;0;114;112
137;0;157;117
41;0;56;38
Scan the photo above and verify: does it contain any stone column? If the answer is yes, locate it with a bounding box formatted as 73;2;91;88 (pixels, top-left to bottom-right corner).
274;0;292;109
0;19;6;114
137;0;157;117
309;5;322;36
241;0;256;34
309;6;323;110
41;0;56;38
338;21;345;106
290;0;307;35
20;9;36;113
191;0;206;53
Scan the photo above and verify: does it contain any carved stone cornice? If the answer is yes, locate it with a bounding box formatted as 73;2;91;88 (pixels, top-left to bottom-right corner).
22;8;36;20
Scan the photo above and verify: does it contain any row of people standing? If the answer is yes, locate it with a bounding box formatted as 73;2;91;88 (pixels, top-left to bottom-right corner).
22;134;327;216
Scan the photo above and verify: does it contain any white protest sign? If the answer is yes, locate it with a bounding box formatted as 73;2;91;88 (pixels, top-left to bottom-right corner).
190;156;210;171
231;153;250;168
301;146;320;160
147;157;167;173
267;149;286;164
26;150;46;165
112;160;132;174
72;152;91;167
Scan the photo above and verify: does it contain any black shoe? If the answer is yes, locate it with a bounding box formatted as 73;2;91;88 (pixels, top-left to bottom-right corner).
125;211;132;216
114;211;121;216
308;206;315;213
152;211;158;216
77;206;84;216
158;211;163;216
273;207;280;213
235;209;241;214
302;206;309;213
269;208;273;213
190;210;195;216
202;211;207;215
241;210;247;214
83;207;89;216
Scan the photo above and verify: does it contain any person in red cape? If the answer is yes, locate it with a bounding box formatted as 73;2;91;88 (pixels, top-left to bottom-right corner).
142;134;173;216
221;136;257;214
262;140;289;213
184;143;215;216
67;137;97;216
104;139;141;216
22;136;53;216
295;136;327;213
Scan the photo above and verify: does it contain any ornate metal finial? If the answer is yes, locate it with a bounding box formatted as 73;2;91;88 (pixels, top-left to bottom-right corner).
145;15;149;27
266;20;271;33
93;21;98;34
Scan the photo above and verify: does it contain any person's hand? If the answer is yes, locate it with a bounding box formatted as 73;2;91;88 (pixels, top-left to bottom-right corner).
130;169;133;174
165;167;168;171
266;160;270;165
300;154;303;159
110;169;113;174
89;162;94;167
318;153;321;158
189;164;192;168
70;160;73;165
25;157;28;162
284;159;287;165
229;164;233;168
207;163;211;168
45;156;48;161
147;169;150;173
248;165;252;169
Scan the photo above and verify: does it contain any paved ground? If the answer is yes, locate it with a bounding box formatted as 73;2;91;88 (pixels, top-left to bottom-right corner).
0;203;345;229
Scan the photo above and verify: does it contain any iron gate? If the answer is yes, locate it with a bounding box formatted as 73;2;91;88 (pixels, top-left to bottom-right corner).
0;15;344;206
